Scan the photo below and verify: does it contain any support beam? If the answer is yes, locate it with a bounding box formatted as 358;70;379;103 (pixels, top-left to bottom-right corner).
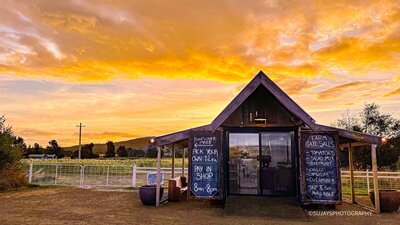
371;144;380;213
171;143;175;179
348;142;356;203
156;146;162;207
182;148;185;177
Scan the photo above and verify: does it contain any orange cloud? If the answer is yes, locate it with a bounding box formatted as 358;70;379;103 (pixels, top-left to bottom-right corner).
316;82;373;100
1;0;400;146
383;88;400;97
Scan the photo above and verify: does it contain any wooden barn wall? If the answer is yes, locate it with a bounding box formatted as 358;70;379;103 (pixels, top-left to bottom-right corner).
222;86;299;127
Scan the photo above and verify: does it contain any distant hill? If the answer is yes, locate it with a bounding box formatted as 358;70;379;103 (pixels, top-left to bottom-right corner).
62;136;154;154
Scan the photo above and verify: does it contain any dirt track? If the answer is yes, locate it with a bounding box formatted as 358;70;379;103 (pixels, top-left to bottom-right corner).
0;187;399;225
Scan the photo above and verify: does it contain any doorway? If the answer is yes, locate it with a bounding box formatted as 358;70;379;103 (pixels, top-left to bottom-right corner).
228;131;295;196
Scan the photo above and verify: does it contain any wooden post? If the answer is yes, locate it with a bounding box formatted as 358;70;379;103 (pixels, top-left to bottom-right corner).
156;146;162;206
348;142;356;203
171;143;175;179
28;163;33;184
182;148;185;177
55;164;58;185
132;164;136;188
371;144;380;213
366;169;370;192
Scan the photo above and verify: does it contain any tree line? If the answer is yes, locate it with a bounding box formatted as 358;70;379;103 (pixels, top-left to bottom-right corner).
23;140;159;159
333;103;400;170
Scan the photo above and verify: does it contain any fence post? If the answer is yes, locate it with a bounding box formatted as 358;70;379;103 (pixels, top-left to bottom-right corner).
132;164;136;188
55;164;58;185
28;163;33;184
106;165;110;186
80;165;84;187
366;169;370;192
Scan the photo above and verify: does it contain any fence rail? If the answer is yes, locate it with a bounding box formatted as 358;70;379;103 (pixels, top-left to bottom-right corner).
341;170;400;195
28;163;187;188
28;164;400;191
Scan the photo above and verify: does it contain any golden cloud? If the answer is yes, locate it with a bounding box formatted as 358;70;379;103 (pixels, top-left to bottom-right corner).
1;0;400;146
383;88;400;97
41;12;97;33
316;81;373;100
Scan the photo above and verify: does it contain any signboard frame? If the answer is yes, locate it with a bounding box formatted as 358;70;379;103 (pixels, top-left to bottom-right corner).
188;130;222;200
300;131;342;205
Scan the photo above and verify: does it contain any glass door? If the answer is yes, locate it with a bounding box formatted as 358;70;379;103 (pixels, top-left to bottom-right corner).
228;133;259;195
260;132;295;196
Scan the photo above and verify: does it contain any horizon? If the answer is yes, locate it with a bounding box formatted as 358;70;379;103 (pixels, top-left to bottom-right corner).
1;0;400;146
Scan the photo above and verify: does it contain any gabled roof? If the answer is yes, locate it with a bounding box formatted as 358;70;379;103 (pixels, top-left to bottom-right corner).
211;71;316;131
153;71;382;146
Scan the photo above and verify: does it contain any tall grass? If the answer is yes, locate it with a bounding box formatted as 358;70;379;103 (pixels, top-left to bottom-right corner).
0;163;28;191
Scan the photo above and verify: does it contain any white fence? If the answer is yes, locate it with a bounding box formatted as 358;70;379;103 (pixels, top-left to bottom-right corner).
341;170;400;194
28;164;400;191
28;164;187;188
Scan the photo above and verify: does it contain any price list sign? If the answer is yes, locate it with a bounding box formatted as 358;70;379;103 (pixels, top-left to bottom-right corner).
302;132;340;203
189;131;220;198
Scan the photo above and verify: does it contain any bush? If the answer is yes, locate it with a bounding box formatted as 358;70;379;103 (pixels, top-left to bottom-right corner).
133;149;146;157
146;148;164;158
72;143;98;159
0;163;27;191
116;146;128;157
105;141;115;158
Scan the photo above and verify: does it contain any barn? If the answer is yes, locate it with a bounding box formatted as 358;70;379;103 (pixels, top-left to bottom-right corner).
152;71;384;211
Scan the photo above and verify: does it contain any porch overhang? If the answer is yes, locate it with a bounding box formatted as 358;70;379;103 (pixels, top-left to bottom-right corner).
154;124;212;147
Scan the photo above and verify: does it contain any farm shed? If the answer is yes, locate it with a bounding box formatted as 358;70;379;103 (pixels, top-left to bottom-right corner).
153;71;384;212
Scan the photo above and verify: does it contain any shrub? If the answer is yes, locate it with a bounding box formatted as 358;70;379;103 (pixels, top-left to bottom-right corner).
146;148;164;158
116;145;128;157
133;149;146;157
0;163;27;191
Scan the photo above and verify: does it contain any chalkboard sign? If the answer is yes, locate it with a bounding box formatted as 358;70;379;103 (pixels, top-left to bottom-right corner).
189;131;221;198
301;132;341;204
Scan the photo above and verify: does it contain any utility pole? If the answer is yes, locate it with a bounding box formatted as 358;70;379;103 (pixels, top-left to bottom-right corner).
76;123;85;160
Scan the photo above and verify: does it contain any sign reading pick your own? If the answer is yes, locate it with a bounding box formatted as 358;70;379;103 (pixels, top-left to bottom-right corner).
303;133;339;202
190;132;220;198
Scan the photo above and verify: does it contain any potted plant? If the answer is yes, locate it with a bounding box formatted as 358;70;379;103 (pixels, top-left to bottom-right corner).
139;185;164;206
369;190;400;212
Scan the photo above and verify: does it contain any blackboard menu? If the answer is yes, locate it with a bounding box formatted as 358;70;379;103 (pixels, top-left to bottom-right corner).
189;131;220;198
302;133;340;202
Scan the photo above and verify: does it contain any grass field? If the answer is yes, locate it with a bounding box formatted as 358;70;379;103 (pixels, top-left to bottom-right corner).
22;157;189;168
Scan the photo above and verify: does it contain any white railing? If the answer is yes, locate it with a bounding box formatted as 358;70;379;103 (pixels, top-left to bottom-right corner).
28;164;400;191
28;163;187;188
341;170;400;194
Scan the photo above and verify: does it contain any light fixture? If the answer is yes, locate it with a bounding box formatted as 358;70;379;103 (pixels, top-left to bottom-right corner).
254;111;267;124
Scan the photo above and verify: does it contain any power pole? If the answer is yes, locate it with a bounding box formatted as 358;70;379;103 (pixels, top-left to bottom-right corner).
76;123;85;160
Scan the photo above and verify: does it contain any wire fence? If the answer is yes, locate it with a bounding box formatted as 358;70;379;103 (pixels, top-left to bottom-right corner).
28;163;187;188
341;170;400;195
28;164;400;193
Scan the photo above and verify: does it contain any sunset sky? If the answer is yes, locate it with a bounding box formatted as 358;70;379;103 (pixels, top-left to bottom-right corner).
1;0;399;146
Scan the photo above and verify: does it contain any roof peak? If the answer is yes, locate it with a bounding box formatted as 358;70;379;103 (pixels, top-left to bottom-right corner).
211;71;316;131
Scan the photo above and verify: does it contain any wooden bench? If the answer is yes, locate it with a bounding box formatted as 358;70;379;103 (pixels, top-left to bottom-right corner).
168;176;188;201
